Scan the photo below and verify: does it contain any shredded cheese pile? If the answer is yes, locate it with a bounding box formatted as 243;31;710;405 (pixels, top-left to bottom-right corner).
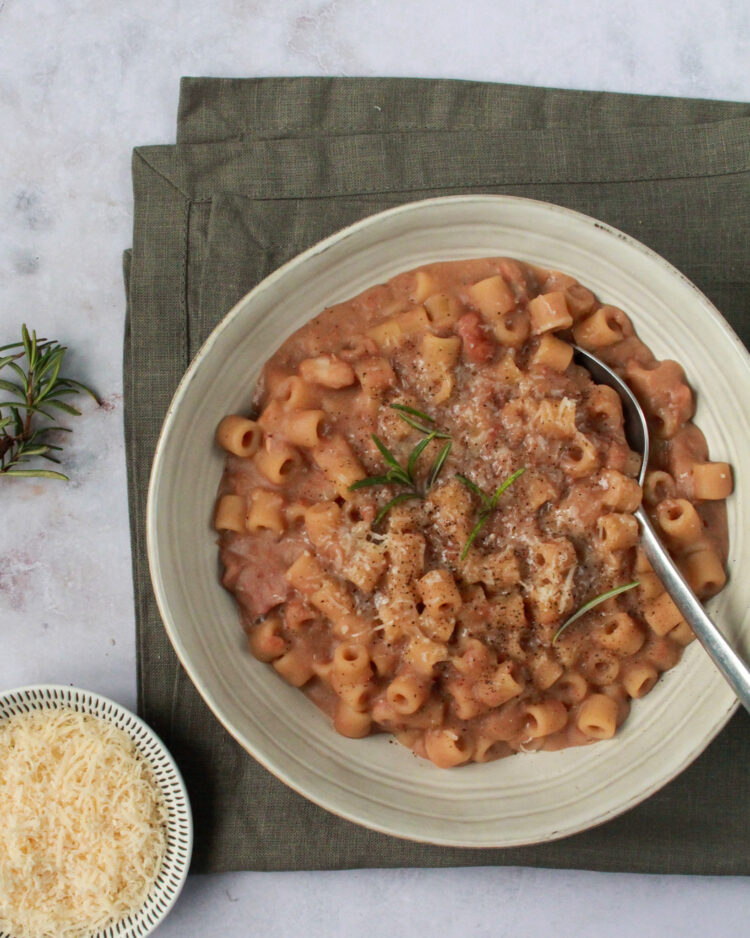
0;707;168;938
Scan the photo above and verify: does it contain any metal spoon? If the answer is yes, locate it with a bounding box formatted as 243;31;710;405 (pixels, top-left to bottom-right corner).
573;345;750;714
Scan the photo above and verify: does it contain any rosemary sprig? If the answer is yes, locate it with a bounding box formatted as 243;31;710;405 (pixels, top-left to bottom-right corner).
349;428;453;525
552;580;641;644
389;403;451;438
0;324;98;480
456;467;526;560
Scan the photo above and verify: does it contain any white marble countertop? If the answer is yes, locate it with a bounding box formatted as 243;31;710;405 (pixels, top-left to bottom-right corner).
0;0;748;935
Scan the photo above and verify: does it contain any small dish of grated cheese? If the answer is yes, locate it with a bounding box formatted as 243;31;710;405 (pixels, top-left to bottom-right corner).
0;688;191;938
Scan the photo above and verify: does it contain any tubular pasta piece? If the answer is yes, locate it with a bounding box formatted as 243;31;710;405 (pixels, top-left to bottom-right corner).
596;512;639;551
565;284;596;319
273;648;314;687
332;643;372;688
310;577;355;624
424;292;462;328
579;649;620;686
599;468;642;513
690;462;733;500
643;592;683;637
312;435;366;496
643;470;676;507
280;409;326;448
528;291;573;334
595;613;645;656
586;384;624;433
247;489;286;536
299;355;356;389
285;551;325;594
474;661;525;707
493;309;530;348
522;699;568;738
214;494;247;532
656;498;703;546
247;615;287;662
528;651;564;691
334;702;372;738
216;415;262;457
422;333;461;370
424;729;474;768
417;569;462;617
397;306;431;335
386;674;430;714
573;305;633;347
576;693;618;739
550;671;589;705
353;356;396;395
621;661;659;698
468;274;516;321
366;317;403;348
562;432;599;478
254;439;303;485
412;270;437;303
679;548;727;598
273;375;317;410
529;334;574;371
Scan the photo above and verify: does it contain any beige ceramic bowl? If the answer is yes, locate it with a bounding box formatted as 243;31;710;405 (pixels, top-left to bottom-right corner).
147;195;750;847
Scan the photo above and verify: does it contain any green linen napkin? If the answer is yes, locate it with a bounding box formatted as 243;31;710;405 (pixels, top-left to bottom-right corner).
124;77;750;874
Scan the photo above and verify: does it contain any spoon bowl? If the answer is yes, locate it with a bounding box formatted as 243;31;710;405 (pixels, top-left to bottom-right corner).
574;345;750;714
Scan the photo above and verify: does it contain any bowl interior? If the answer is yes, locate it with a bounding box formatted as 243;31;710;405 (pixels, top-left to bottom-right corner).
0;684;192;938
148;195;750;847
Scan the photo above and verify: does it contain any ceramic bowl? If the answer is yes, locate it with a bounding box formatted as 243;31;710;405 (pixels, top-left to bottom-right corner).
147;195;750;846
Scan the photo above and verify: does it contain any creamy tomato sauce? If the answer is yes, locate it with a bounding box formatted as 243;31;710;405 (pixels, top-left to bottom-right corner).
213;258;732;767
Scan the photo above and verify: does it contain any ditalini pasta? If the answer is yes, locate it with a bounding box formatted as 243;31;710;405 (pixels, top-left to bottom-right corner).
213;258;733;768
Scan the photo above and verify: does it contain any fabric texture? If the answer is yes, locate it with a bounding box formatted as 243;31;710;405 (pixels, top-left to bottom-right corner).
124;77;750;874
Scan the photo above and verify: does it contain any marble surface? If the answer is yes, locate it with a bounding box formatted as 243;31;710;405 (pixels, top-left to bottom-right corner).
0;0;748;935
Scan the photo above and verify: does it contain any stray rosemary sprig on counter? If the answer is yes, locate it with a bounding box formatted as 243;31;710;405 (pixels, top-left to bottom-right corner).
552;580;641;644
456;467;526;560
349;404;452;525
0;324;98;480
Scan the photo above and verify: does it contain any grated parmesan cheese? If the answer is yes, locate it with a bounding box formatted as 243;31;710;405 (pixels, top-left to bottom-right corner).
0;707;168;938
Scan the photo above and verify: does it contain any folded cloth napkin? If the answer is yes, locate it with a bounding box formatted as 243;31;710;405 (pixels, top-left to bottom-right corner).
124;77;750;874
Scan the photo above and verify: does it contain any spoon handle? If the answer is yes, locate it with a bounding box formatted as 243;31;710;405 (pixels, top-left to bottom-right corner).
636;505;750;714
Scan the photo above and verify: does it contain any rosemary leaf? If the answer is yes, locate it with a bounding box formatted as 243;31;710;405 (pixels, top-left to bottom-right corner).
349;475;395;490
490;467;526;508
371;434;402;471
44;400;82;417
460;511;491;561
7;360;29;389
389;403;450;438
56;377;99;402
407;431;437;481
373;491;422;527
552;581;641;644
21;324;32;362
459;467;526;560
456;473;490;508
390;403;435;423
426;440;452;490
4;468;70;481
0;379;25;396
0;340;25;353
16;445;51;457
